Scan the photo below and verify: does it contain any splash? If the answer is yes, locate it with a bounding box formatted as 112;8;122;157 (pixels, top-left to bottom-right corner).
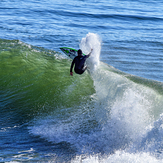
80;33;101;71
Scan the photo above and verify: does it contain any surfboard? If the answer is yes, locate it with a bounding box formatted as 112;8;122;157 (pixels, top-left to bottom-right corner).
60;47;85;59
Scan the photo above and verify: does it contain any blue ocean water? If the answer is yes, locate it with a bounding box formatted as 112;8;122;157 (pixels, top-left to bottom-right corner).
0;0;163;162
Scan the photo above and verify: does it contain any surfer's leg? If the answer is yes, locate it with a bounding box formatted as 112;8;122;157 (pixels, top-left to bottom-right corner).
79;66;87;75
75;68;86;75
82;66;87;72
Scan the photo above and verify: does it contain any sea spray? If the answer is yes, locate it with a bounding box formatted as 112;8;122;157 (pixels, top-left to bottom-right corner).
80;33;101;71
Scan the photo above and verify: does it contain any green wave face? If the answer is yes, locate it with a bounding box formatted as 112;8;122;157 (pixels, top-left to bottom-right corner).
0;39;95;123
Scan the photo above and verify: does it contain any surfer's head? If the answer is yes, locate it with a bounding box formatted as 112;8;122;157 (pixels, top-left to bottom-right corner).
78;49;82;56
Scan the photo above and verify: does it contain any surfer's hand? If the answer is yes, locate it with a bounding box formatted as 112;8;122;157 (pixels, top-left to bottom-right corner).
70;72;73;76
88;49;93;58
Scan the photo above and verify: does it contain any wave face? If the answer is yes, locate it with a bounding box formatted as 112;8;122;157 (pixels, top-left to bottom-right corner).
1;36;163;162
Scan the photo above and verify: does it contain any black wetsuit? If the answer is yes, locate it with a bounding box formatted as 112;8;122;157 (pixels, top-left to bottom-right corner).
70;55;89;75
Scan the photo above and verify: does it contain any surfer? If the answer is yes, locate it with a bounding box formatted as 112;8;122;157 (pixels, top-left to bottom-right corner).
70;49;93;76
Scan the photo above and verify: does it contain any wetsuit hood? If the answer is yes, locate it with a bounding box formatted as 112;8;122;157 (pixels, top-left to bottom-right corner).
78;49;82;56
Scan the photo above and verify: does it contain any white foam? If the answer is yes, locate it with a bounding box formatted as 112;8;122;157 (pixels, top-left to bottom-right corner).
130;113;163;159
71;151;161;163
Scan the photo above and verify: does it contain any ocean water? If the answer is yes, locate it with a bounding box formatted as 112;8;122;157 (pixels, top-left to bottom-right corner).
0;0;163;162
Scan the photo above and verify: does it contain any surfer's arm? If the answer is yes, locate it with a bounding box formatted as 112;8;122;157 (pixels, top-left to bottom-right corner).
86;49;93;58
70;58;75;76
